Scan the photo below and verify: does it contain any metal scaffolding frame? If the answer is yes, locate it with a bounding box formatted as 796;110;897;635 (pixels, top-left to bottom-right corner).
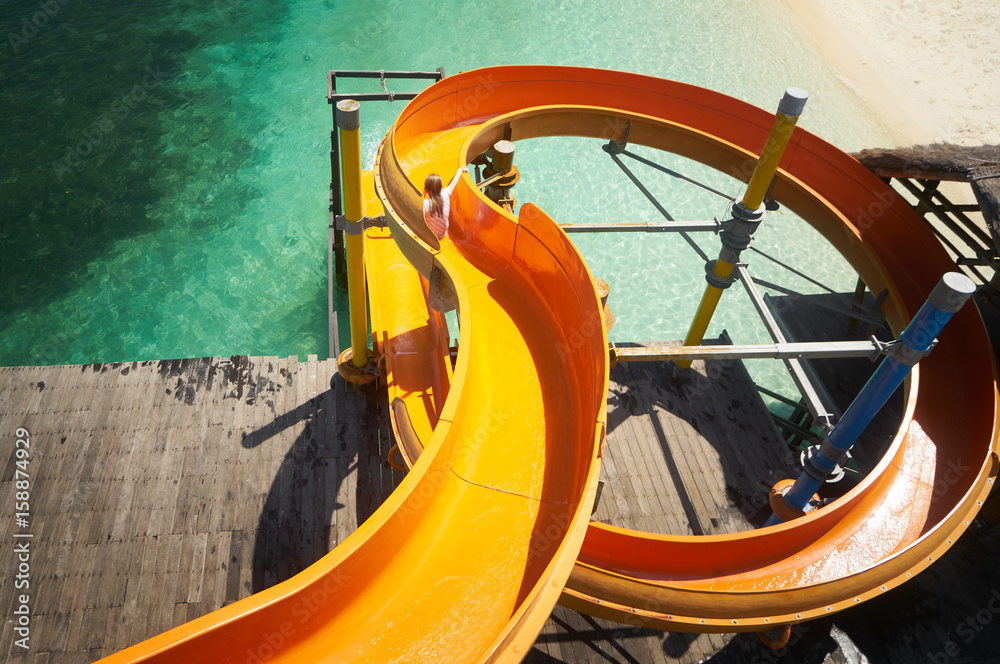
596;139;894;432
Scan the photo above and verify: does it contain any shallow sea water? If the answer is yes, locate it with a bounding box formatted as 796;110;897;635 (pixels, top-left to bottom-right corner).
1;0;893;404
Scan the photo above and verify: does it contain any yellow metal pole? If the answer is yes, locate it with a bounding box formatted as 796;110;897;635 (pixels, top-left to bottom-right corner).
336;99;371;374
678;88;808;369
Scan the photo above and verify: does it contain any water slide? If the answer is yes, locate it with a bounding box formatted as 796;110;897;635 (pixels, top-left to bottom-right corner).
371;65;999;632
96;70;610;664
97;66;998;663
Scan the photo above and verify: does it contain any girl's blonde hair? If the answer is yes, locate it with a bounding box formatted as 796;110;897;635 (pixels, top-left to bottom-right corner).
424;173;444;217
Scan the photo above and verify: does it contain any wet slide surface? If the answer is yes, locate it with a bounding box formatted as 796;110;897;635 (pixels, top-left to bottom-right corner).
97;65;997;663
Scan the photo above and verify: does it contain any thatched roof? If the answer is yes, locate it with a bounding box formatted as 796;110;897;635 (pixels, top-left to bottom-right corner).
852;143;1000;183
853;143;1000;244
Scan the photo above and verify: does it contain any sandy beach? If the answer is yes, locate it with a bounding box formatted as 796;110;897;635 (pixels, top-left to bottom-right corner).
783;0;999;147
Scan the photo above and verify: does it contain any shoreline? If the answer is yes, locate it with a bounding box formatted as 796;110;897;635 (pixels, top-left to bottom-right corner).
780;0;999;148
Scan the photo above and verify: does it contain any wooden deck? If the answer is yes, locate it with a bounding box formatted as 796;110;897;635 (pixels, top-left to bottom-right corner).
1;341;999;663
594;340;797;535
0;356;401;663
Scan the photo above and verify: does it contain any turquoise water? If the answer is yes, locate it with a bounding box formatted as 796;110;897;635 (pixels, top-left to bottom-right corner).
0;0;893;374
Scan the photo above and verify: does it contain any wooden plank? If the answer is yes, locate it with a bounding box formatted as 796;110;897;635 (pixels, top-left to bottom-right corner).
253;356;283;534
84;383;137;544
116;537;155;648
630;361;699;536
616;425;654;533
640;430;687;536
600;429;635;528
336;387;359;546
22;366;81;546
188;360;226;533
312;361;334;561
98;604;124;660
547;606;590;663
324;378;343;550
174;418;213;538
107;391;158;540
223;357;257;534
59;541;97;651
159;533;185;636
225;528;245;605
202;529;232;613
665;412;732;535
251;356;289;591
296;356;320;565
79;605;109;653
92;538;130;612
248;355;277;534
184;532;209;604
276;505;300;586
279;356;304;531
606;420;646;528
127;424;170;540
100;363;155;497
172;526;197;607
155;361;208;537
311;357;334;565
142;533;182;642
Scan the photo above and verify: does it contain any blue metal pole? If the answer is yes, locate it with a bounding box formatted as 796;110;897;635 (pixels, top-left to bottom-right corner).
767;272;976;526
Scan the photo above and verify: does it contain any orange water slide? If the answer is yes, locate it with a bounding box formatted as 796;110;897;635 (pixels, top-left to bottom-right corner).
374;65;999;633
95;75;609;664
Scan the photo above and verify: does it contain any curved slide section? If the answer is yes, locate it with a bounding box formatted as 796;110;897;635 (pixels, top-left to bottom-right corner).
375;66;999;633
96;77;609;663
361;175;453;462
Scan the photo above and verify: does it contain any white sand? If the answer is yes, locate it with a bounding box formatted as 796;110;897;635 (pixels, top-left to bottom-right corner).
781;0;999;147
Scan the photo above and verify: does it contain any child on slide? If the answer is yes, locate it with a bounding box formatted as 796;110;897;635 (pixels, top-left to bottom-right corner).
423;165;468;240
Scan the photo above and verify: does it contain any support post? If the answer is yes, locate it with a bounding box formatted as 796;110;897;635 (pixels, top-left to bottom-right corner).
767;272;976;525
476;139;519;211
678;87;809;368
336;99;376;384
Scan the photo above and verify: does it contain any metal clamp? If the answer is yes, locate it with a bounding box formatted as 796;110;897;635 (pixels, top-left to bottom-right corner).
819;437;850;467
704;260;736;290
868;336;936;365
868;335;892;361
604;120;632;155
800;439;849;484
335;215;387;234
883;338;938;366
867;335;938;365
719;202;765;252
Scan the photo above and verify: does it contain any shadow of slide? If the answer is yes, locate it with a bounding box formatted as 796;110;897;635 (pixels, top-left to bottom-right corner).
240;376;398;594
